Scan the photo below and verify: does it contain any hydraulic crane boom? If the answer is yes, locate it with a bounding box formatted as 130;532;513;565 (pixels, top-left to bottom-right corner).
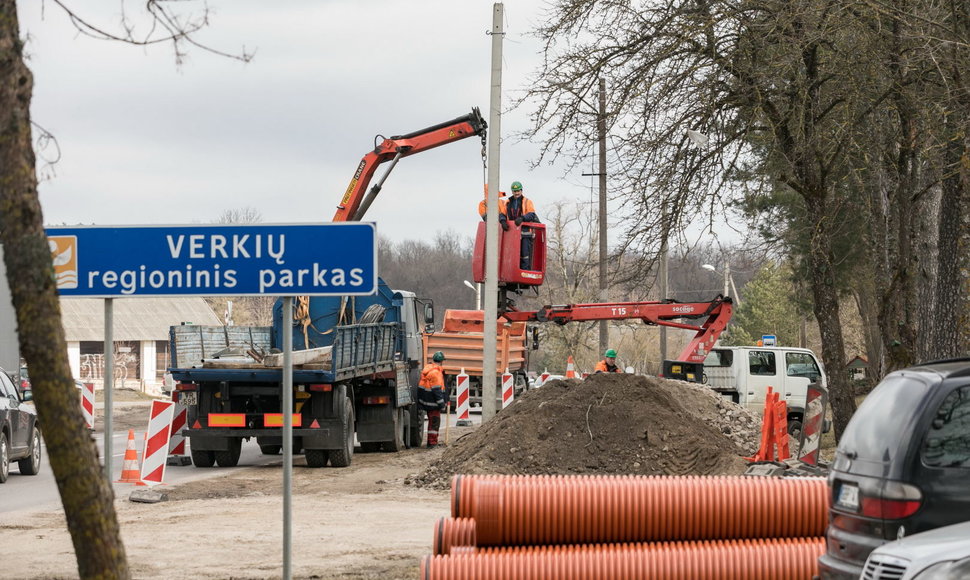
333;108;487;222
502;296;733;363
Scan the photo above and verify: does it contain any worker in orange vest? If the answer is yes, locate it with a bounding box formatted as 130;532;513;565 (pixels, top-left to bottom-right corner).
594;349;623;374
479;186;509;231
418;351;447;447
505;181;540;268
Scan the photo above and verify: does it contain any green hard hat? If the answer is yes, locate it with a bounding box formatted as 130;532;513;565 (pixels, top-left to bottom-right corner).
511;181;523;191
432;351;446;362
604;349;617;358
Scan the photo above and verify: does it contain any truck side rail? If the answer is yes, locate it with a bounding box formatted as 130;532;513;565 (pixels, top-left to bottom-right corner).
331;322;399;381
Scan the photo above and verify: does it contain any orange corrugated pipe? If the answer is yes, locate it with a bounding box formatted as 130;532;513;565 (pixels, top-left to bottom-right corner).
422;536;826;580
451;474;828;546
434;517;477;556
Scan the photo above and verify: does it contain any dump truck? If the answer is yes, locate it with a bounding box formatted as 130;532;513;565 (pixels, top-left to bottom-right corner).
424;309;533;409
169;279;433;468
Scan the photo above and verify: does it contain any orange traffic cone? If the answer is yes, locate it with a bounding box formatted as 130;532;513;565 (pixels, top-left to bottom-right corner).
565;356;577;379
116;429;142;483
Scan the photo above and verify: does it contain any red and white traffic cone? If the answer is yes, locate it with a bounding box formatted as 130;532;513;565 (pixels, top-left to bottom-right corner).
565;356;577;379
116;429;142;484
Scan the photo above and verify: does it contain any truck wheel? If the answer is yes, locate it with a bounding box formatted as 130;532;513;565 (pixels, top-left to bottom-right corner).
18;427;42;475
408;406;426;449
305;449;329;468
191;448;215;468
215;439;242;467
329;398;355;468
382;407;406;452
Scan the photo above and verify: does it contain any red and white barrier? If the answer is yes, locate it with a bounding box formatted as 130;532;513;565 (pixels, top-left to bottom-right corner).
565;356;577;379
139;400;175;486
167;402;192;466
581;372;590;379
501;368;514;409
797;385;827;466
538;369;550;387
81;382;95;430
455;368;472;426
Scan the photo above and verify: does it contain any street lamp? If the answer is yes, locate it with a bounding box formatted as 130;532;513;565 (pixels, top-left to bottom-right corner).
701;263;740;305
463;280;482;310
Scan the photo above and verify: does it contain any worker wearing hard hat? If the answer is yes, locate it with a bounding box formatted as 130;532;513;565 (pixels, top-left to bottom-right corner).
594;349;623;373
418;351;448;448
505;181;540;268
478;185;509;231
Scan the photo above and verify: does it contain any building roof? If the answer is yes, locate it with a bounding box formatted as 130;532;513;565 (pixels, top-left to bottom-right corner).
61;297;221;342
847;355;869;369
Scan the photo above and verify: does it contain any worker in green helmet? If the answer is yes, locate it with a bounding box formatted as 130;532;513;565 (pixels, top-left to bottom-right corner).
595;349;623;373
418;351;447;447
505;181;540;269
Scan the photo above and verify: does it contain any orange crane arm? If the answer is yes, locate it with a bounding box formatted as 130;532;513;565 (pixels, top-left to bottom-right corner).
333;108;487;222
501;296;733;363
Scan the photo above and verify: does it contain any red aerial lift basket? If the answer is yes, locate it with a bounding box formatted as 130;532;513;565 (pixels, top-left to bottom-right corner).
472;221;546;287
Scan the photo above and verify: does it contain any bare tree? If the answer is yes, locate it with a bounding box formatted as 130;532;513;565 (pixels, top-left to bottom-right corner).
1;3;248;577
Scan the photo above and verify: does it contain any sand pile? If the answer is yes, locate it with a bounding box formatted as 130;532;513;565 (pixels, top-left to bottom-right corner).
411;373;762;488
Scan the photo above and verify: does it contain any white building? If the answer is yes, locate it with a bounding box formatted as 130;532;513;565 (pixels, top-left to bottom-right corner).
60;297;221;392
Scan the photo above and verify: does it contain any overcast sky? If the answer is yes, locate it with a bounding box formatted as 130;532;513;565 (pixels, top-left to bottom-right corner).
19;1;598;245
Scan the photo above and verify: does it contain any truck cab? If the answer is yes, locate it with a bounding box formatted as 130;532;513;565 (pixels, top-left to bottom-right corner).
703;345;826;433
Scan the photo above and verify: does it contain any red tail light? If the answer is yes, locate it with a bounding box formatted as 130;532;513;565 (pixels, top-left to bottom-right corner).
175;383;197;391
362;396;390;405
308;384;332;392
860;482;923;519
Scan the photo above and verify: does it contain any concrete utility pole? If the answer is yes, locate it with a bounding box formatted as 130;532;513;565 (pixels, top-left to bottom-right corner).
597;78;609;355
482;2;504;422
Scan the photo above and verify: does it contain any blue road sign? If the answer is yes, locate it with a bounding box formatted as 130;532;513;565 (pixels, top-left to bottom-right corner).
46;223;377;297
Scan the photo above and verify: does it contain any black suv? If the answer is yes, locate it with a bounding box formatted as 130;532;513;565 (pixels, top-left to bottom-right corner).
818;358;970;578
0;367;41;483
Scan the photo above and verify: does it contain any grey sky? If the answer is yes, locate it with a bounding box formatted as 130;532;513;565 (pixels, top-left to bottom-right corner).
19;1;595;244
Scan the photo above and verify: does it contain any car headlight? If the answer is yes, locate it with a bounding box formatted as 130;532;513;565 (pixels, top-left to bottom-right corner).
915;557;970;579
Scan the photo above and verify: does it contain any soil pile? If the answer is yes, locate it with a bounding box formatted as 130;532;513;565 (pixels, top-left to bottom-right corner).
411;373;762;489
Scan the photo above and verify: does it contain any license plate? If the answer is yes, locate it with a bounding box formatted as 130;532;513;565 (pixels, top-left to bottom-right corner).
180;391;197;407
836;482;860;511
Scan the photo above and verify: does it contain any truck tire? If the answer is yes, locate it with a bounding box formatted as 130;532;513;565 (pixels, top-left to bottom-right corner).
382;407;406;452
17;427;41;476
408;406;425;449
259;444;282;456
191;448;215;468
305;449;329;468
329;397;355;468
215;438;242;467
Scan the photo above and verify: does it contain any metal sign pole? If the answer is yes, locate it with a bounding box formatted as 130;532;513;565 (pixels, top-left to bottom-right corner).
103;298;113;480
282;296;293;580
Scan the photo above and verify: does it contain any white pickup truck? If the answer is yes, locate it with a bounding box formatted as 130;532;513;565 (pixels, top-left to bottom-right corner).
702;346;826;435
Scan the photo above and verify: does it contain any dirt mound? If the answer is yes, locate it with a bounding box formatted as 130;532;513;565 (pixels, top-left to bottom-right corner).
411;374;761;489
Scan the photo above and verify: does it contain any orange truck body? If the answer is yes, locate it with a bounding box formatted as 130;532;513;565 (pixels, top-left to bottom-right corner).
423;310;528;377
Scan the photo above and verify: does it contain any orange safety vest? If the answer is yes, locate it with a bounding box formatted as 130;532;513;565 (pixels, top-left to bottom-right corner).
478;198;508;219
505;195;536;220
594;360;622;373
419;363;445;389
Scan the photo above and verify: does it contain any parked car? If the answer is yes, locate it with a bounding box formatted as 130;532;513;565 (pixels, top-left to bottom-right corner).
818;358;970;579
861;519;970;579
0;366;42;483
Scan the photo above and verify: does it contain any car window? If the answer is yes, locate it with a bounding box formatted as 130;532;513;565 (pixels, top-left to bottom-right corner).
838;374;930;464
786;352;820;378
749;351;776;376
704;350;733;368
922;386;970;468
0;372;14;398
